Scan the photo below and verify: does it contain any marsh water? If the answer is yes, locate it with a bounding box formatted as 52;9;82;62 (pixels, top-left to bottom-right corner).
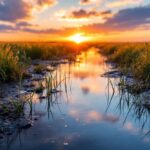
1;48;150;150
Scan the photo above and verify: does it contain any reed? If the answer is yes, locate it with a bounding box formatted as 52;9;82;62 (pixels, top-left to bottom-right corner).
99;43;150;92
0;42;79;82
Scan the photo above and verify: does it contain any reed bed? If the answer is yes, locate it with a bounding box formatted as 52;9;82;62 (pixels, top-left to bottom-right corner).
0;42;83;82
99;43;150;82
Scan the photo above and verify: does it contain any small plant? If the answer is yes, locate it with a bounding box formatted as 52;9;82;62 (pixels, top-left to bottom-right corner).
0;100;25;117
11;100;25;115
34;65;45;74
0;45;29;82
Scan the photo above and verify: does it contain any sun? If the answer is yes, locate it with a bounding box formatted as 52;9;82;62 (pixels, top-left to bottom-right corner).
69;33;90;44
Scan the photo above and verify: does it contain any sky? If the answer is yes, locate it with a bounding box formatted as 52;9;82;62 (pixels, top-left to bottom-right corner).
0;0;150;42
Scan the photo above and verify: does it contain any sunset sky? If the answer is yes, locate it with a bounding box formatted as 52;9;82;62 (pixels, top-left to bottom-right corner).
0;0;150;42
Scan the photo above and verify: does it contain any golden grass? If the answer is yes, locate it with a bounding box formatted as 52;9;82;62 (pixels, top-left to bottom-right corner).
0;42;86;82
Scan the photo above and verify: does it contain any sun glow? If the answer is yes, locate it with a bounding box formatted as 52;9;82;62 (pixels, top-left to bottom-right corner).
69;33;90;44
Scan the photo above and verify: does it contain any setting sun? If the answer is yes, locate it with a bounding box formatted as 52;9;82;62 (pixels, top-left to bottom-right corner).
69;33;90;44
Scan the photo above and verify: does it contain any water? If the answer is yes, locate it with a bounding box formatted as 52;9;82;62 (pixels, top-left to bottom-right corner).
1;48;150;150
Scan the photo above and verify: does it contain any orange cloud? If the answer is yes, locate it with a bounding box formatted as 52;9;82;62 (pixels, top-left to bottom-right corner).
36;0;57;7
80;5;150;34
35;0;58;9
79;0;101;5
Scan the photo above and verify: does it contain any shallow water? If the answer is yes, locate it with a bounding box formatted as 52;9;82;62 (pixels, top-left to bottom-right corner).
1;48;150;150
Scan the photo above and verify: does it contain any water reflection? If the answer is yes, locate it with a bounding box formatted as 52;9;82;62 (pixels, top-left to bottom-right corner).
69;109;119;123
1;48;150;150
72;48;105;80
105;75;150;139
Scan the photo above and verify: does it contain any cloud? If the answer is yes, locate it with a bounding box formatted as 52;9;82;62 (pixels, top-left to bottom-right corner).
0;0;31;22
107;0;143;8
79;0;101;5
36;0;57;7
1;4;150;36
0;23;61;34
58;8;112;20
22;27;61;34
16;21;36;27
0;24;14;31
81;5;150;33
0;0;58;23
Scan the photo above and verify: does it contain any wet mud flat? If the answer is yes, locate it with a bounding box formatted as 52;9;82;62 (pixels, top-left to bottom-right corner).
0;59;71;141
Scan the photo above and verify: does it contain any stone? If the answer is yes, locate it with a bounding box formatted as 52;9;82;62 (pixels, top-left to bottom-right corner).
102;70;123;78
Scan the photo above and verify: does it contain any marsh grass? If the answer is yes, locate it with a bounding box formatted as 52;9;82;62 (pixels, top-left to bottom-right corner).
100;43;150;92
24;42;79;60
0;42;80;82
0;92;34;118
0;45;29;81
45;70;65;98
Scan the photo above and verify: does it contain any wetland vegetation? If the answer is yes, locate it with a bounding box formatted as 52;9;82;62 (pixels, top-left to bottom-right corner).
1;42;150;150
98;43;150;94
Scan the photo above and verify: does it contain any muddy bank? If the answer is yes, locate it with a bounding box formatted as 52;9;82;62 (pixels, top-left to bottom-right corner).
0;59;72;140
